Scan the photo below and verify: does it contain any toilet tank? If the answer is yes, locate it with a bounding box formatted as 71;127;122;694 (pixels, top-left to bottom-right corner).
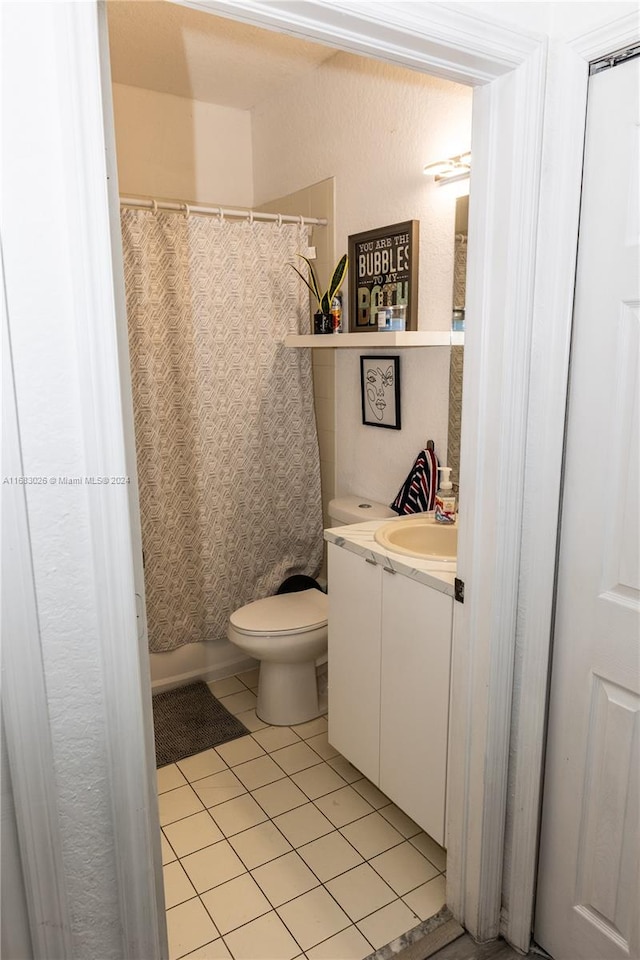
327;495;396;526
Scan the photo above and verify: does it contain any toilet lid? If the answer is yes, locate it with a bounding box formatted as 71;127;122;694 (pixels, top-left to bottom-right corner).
230;588;328;636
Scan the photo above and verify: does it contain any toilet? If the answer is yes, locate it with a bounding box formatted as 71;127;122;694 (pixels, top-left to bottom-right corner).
227;495;396;725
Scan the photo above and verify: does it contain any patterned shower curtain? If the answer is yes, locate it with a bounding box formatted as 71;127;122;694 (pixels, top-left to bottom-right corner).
121;209;323;653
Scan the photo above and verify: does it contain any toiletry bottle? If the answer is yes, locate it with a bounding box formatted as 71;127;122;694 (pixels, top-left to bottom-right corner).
331;294;343;333
434;467;456;524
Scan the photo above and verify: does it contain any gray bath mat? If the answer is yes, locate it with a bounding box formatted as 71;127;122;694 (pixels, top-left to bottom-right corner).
153;681;250;768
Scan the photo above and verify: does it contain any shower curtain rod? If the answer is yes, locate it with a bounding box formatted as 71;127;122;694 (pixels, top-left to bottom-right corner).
120;196;328;226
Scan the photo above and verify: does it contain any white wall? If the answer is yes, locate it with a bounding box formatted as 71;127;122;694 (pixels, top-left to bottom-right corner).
112;83;253;205
2;5;162;956
252;53;472;504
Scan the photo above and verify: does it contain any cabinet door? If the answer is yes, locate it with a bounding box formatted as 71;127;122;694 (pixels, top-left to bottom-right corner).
327;544;382;784
379;572;453;846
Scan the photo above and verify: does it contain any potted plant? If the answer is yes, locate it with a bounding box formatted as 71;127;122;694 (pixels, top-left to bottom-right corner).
291;253;348;334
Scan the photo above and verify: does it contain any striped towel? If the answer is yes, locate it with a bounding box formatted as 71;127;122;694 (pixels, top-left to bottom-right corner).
390;445;439;515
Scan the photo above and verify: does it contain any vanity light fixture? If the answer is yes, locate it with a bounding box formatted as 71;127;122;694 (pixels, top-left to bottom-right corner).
423;151;471;184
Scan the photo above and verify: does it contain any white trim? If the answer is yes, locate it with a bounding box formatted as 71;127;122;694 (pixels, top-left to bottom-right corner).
56;5;167;957
180;0;541;83
503;11;640;952
2;255;75;959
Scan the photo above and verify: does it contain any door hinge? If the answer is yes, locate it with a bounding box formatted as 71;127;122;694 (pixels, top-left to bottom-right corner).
454;577;465;603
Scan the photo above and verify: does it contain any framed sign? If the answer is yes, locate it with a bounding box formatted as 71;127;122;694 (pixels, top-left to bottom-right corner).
360;355;401;430
348;220;419;332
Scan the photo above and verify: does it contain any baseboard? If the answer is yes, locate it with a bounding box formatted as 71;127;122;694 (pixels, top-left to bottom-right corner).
150;655;258;694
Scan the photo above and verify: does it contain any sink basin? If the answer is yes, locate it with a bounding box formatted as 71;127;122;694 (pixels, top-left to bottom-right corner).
374;515;457;560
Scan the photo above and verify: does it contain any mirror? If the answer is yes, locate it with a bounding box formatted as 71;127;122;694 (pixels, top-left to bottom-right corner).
447;194;468;490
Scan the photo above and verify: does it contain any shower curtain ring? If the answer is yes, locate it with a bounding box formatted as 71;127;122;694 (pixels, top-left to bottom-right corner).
183;203;190;218
249;210;254;225
218;207;224;222
299;215;304;226
277;214;282;227
152;199;158;216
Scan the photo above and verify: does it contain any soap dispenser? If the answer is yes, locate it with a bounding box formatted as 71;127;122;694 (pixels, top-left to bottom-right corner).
434;467;456;524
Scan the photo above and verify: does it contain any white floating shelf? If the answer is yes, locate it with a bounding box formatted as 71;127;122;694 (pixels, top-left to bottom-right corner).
284;331;463;349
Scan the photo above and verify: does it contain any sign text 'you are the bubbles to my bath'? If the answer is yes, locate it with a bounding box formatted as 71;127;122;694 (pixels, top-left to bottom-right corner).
348;220;419;332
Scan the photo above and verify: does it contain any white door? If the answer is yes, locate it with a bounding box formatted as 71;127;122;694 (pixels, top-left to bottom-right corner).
535;56;640;960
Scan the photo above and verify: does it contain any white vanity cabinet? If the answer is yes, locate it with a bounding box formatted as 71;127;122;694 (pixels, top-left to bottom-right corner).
327;542;453;846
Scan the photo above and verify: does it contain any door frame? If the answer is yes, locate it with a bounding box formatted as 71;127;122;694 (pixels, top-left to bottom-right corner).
6;2;638;957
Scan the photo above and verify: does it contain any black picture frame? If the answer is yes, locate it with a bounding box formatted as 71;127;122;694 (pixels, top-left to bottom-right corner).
360;355;401;430
348;220;419;332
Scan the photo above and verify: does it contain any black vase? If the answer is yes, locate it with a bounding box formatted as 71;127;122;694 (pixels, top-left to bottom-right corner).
314;311;333;335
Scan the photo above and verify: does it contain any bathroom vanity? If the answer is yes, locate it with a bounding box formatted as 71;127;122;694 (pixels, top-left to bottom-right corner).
324;520;455;847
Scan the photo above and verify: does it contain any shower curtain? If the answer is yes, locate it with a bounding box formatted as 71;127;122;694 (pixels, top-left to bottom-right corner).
121;209;323;653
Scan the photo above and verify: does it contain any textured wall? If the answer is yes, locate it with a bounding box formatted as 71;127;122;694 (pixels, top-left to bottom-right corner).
112;83;254;206
252;53;472;503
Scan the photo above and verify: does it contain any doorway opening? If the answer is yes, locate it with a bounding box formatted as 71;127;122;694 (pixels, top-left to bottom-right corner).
106;1;472;955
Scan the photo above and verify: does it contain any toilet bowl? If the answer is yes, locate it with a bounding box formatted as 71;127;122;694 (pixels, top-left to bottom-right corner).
228;589;328;725
227;496;395;726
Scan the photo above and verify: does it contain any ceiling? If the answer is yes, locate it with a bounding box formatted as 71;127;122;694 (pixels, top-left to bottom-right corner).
106;1;339;110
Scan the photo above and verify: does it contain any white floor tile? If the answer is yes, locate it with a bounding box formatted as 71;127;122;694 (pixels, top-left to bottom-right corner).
274;802;334;848
180;839;246;894
181;939;231;959
163;811;224;858
379;803;422;839
158;764;188;795
235;668;260;689
277;886;350;952
409;832;447;873
208;677;245;698
356;899;420;950
291;717;328;740
163;861;197;909
233;754;287;791
325;863;395;922
218;690;257;716
340;812;404;859
228;820;292;870
297;831;363;883
370;841;440;895
291;762;347;801
234;708;268;733
252;725;301;753
215;735;265;767
159;785;205;827
326;755;364;784
252;778;308;818
166;898;219;960
200;872;271;935
177;750;227;784
190;769;246;809
251;851;320;907
314;785;374;828
162;832;177;865
272;741;323;775
306;924;373;960
402;874;447;921
306;732;339;761
207;793;268;838
223;910;301;960
352;778;391;810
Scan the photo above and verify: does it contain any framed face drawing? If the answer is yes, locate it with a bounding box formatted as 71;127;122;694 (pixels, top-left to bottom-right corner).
360;355;401;430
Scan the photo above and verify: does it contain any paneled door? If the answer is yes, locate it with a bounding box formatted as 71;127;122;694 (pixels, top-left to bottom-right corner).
535;55;639;960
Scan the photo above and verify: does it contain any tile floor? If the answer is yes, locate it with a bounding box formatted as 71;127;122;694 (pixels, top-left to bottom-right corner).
158;669;447;960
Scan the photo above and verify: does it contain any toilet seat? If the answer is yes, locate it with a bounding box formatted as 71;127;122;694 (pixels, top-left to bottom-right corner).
229;588;328;637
